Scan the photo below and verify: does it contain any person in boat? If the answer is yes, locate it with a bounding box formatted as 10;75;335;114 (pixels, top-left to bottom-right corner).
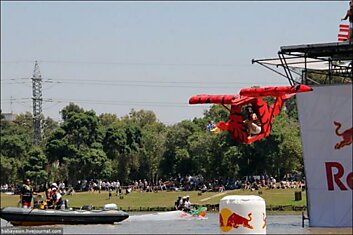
33;194;47;209
243;106;261;138
178;196;192;212
183;195;192;212
20;179;37;208
177;196;186;211
50;187;65;209
45;183;57;209
175;196;182;210
183;196;201;214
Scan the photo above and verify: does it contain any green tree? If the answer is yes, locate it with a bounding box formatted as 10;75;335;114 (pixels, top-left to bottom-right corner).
24;147;48;185
79;143;112;180
45;128;76;163
12;112;33;135
270;112;303;178
1;115;33;183
103;126;128;158
41;116;59;145
0;136;27;159
60;103;84;122
1;113;33;154
204;105;229;123
102;120;143;183
187;132;213;176
127;109;158;128
45;104;105;185
159;121;195;178
305;69;351;85
62;110;102;148
139;122;166;183
99;113;119;128
0;154;21;184
174;147;194;176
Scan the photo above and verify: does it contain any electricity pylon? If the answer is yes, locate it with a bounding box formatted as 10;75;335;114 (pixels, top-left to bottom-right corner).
32;61;42;145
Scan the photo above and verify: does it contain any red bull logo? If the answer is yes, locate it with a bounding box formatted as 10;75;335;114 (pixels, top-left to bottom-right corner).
325;161;353;191
262;213;266;229
219;208;253;232
334;121;352;150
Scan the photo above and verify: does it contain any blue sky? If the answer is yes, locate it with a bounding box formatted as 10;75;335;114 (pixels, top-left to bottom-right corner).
1;1;349;124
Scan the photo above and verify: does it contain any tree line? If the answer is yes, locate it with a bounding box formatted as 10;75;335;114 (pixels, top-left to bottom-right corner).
0;100;304;187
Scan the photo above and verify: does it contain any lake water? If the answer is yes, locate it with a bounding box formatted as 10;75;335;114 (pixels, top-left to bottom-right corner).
2;212;352;234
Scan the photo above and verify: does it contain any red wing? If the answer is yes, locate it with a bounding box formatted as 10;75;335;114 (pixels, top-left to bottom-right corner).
239;84;313;97
189;94;255;105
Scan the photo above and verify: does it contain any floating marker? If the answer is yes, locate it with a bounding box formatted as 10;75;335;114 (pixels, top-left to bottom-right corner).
219;195;266;234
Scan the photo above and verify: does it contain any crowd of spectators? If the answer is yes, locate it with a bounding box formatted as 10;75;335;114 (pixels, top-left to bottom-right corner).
240;175;305;191
71;173;305;194
1;173;305;196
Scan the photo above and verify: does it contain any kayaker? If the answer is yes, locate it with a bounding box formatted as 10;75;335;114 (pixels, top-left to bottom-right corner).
20;179;37;208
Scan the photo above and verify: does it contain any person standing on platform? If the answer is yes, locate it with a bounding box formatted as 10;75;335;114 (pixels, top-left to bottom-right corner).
20;179;37;208
341;0;353;40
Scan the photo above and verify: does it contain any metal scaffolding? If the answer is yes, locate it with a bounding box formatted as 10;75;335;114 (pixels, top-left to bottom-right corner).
252;41;353;85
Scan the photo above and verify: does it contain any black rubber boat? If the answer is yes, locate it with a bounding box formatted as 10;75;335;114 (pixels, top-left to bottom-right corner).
0;206;129;226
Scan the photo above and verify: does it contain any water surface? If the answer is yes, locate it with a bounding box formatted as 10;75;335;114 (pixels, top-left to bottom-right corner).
2;212;352;234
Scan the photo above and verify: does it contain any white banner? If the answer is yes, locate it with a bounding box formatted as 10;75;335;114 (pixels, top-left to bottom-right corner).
297;84;352;227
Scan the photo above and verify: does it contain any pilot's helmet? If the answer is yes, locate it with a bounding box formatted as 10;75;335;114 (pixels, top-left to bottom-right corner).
246;106;253;113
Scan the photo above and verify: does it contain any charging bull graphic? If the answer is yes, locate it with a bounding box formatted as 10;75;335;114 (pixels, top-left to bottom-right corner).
262;213;266;229
220;208;253;232
227;212;253;229
334;121;352;150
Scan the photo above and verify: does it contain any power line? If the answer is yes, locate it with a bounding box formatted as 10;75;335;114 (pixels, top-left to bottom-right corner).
1;98;31;102
2;77;271;84
44;78;249;84
1;60;252;67
3;97;205;107
2;77;287;88
44;81;242;89
44;98;189;107
1;99;32;109
2;78;287;111
1;61;288;121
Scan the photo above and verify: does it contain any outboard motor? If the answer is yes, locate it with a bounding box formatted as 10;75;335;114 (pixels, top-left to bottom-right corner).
103;203;118;210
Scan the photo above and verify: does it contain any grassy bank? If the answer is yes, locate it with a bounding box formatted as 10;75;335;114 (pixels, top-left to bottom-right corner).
1;188;306;212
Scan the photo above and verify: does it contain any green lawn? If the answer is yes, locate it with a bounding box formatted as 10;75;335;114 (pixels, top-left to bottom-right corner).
1;188;306;211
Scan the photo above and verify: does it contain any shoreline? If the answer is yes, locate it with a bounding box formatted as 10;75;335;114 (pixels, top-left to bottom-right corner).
117;204;307;213
1;188;307;213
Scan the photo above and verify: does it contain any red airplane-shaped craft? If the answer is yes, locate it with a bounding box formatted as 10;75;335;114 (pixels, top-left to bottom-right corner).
189;84;313;144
